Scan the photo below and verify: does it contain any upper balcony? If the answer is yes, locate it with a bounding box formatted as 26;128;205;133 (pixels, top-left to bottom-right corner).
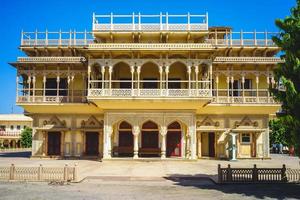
92;13;208;32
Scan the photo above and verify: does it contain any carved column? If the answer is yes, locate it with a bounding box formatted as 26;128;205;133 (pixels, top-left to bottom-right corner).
209;62;213;96
130;65;135;96
56;75;60;102
32;75;36;102
242;74;245;103
27;75;31;102
187;65;191;96
256;74;259;102
160;126;167;159
43;75;46;102
195;65;199;91
132;125;140;159
188;126;197;160
165;65;169;96
88;64;91;89
230;132;238;161
159;66;163;95
230;76;234;103
101;66;105;90
226;75;230;103
137;66;141;96
109;66;113;95
103;125;113;159
215;74;219;102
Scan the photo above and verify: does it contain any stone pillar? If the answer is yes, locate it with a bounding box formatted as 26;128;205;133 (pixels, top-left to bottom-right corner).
165;66;169;95
132;126;140;159
103;125;113;159
256;75;259;102
209;63;213;96
230;133;238;161
56;75;60;102
32;75;36;102
101;66;105;90
43;75;46;102
187;66;191;96
137;66;141;96
195;66;199;91
189;126;197;160
130;65;135;96
230;76;234;103
160;126;167;159
27;75;31;102
159;66;163;95
216;75;219;101
242;75;245;102
109;66;113;95
226;75;230;103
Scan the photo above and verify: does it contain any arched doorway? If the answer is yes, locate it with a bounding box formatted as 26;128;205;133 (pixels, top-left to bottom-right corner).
117;121;133;157
166;122;182;157
112;62;132;89
140;62;160;89
141;121;160;157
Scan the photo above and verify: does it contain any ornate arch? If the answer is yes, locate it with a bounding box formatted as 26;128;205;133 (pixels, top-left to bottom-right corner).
81;116;103;128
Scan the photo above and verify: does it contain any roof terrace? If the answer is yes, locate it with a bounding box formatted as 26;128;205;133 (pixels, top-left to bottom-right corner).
92;12;209;32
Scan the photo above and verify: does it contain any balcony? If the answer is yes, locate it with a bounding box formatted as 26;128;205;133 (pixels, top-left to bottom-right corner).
16;89;87;104
17;57;86;63
0;131;22;137
92;13;208;32
213;57;283;64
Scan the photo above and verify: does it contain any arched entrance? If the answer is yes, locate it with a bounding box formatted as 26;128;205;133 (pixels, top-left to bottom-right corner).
166;122;182;157
117;121;133;157
141;121;160;157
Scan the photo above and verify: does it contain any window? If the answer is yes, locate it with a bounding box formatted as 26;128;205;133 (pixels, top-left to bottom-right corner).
45;78;68;96
10;125;14;130
241;133;251;143
0;125;5;131
23;125;27;129
17;125;21;130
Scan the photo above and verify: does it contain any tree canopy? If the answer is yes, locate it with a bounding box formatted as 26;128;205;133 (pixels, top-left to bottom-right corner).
20;127;32;148
271;0;300;153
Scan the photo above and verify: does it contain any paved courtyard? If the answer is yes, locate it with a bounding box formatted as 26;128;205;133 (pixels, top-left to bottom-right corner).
0;151;299;200
0;151;299;181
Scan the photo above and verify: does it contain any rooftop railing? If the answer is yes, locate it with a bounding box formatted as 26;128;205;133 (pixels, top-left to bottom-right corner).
93;13;208;31
20;30;278;48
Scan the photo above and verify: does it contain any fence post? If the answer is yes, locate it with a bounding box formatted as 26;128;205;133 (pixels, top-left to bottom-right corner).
73;163;78;182
253;164;258;182
218;164;222;183
64;164;68;181
281;164;287;182
9;164;15;180
227;164;232;182
38;164;42;181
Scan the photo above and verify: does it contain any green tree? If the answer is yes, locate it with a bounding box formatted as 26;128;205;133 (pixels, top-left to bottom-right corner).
271;0;300;155
20;127;32;148
269;119;291;146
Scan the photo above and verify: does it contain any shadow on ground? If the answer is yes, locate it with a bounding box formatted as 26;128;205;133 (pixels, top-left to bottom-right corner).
0;151;31;158
165;173;300;200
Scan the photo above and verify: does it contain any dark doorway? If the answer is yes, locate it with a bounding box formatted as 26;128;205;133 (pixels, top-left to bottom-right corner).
140;121;160;157
85;132;99;156
168;78;181;89
208;132;215;157
120;78;132;89
167;131;181;157
47;132;61;156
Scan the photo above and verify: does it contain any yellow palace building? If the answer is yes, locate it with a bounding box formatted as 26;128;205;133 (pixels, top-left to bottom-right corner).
10;13;281;160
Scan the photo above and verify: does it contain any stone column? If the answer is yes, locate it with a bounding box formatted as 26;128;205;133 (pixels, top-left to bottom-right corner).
109;66;113;95
165;66;169;96
189;126;197;160
230;76;234;103
56;75;60;102
103;125;113;159
242;75;245;103
101;66;105;90
137;66;141;96
132;126;140;159
216;75;219;101
130;65;135;96
88;64;91;89
209;63;213;96
32;75;36;102
43;75;46;102
195;66;199;91
159;66;163;95
230;132;238;161
27;76;31;102
256;75;259;102
187;66;191;96
160;126;167;159
226;75;230;103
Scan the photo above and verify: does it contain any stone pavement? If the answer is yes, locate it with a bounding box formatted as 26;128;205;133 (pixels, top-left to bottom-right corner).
0;151;299;181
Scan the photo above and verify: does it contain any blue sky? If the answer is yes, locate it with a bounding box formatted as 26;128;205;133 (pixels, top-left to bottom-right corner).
0;0;295;114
